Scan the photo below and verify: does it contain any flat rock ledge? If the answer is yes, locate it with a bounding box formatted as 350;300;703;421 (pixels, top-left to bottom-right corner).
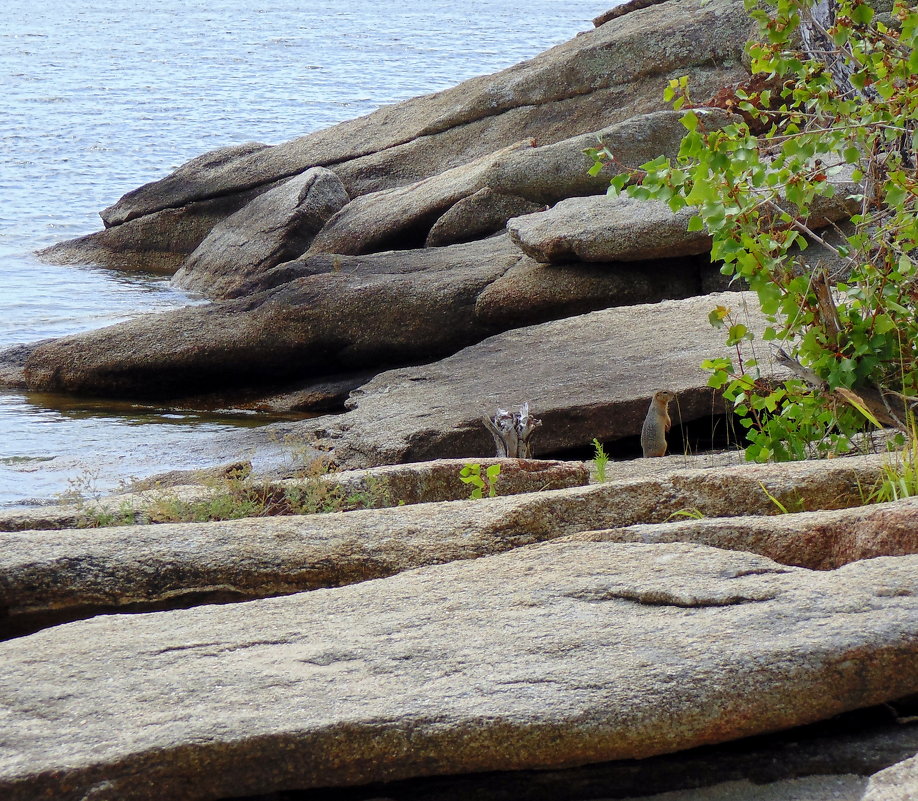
0;542;916;801
0;453;894;635
296;292;787;468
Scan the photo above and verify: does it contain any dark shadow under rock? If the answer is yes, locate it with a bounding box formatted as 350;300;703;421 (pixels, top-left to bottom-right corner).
229;701;918;801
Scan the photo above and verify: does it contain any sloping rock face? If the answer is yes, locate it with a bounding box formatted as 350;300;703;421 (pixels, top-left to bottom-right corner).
0;542;916;801
17;237;522;397
304;292;782;467
42;0;752;268
38;145;274;273
172;167;349;299
3;239;719;400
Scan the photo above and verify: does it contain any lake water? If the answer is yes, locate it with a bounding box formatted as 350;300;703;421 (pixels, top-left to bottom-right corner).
0;0;609;507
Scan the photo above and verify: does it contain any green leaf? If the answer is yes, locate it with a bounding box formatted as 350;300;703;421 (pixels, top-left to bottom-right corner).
681;110;699;131
708;305;730;329
851;3;874;24
687;214;705;232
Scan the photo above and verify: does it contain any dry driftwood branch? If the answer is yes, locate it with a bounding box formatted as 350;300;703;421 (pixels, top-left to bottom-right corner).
483;403;542;458
774;346;910;430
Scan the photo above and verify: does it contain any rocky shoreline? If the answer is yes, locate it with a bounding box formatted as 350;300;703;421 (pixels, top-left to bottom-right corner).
1;0;916;799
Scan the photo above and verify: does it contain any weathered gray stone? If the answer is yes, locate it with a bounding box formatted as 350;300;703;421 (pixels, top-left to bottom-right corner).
308;110;736;257
864;753;918;801
16;237;524;398
307;142;533;255
172;167;349;298
594;0;671;27
568;494;918;570
0;342;50;389
0;453;889;629
5;239;729;401
508;195;713;264
473;253;710;329
302;292;785;467
36;183;275;273
0;542;915;801
508;172;862;266
425;188;543;248
296;703;917;801
51;0;751;267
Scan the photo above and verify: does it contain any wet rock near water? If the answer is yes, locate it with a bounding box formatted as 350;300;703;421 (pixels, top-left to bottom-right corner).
0;541;916;800
38;181;275;274
17;236;523;398
2;239;730;404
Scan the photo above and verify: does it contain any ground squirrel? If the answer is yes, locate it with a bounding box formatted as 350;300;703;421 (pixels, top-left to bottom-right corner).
640;390;675;458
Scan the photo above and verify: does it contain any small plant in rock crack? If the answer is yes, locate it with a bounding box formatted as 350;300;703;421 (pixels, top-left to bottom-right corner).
667;508;706;520
459;463;501;499
592;438;610;483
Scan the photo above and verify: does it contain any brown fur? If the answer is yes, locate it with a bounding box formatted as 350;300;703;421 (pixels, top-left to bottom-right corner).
640;390;675;458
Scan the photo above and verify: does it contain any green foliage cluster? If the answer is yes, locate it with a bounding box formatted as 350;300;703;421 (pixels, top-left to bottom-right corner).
590;0;918;461
459;463;502;499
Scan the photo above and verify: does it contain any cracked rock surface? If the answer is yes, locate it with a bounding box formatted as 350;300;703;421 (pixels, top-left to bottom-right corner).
0;541;916;801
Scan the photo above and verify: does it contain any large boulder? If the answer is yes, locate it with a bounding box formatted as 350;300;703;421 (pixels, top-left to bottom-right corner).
42;0;752;269
307;109;735;257
300;292;785;467
507;170;862;266
2;239;722;400
0;541;915;800
16;237;523;398
172;167;349;298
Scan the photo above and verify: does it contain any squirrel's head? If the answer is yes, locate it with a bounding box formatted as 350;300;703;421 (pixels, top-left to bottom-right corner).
653;390;675;404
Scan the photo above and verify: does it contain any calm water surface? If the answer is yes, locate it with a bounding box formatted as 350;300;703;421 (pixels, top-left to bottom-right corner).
0;0;607;506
